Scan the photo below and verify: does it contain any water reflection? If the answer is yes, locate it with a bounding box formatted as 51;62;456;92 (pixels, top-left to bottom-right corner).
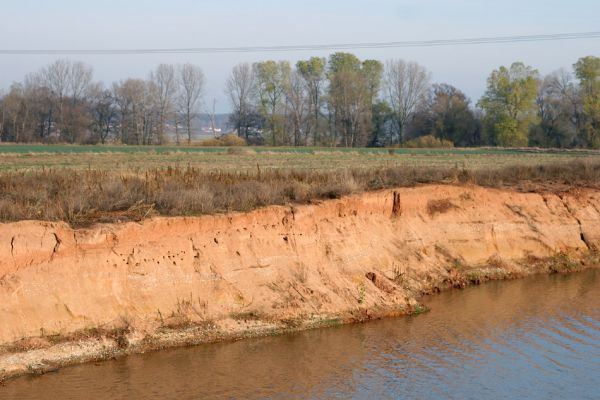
4;270;599;399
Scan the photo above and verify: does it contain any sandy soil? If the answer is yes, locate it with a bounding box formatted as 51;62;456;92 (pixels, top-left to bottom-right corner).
1;184;599;380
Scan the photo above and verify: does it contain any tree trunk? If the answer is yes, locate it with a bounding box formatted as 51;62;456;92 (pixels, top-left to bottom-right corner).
187;111;192;145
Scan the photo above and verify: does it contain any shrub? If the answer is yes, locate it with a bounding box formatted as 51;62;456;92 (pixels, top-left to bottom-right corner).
221;134;247;147
199;134;248;147
403;135;454;148
427;199;457;216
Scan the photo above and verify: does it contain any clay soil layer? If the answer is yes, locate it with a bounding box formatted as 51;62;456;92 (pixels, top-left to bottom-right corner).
1;184;599;380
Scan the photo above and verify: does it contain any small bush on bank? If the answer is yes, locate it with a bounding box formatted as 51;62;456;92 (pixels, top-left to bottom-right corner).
402;135;455;148
199;134;248;147
221;134;248;147
427;199;457;216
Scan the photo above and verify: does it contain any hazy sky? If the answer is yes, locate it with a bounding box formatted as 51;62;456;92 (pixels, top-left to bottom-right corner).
1;0;599;112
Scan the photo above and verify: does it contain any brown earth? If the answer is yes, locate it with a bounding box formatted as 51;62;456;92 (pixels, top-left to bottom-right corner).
1;184;599;380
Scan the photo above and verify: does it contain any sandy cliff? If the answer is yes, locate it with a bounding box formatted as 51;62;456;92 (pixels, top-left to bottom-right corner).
0;184;599;378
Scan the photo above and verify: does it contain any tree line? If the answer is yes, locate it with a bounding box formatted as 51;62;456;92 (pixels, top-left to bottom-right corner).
1;54;599;148
0;60;205;145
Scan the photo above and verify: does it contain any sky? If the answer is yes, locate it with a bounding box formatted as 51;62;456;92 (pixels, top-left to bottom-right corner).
1;0;599;112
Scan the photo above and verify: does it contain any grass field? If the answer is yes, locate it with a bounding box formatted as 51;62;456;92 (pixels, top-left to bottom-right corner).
0;145;599;224
0;144;599;173
2;143;589;154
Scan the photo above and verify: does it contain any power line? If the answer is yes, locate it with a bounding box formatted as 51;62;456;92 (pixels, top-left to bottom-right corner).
1;31;599;55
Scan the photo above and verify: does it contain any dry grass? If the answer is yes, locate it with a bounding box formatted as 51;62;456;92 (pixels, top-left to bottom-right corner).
199;134;247;147
402;135;455;148
427;199;457;216
1;159;599;226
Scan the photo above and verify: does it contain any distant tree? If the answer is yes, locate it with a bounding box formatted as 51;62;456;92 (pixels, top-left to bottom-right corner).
369;100;394;146
296;57;326;145
328;52;363;147
36;61;64;139
285;69;309;146
327;52;377;147
254;60;291;145
0;85;24;142
225;63;257;140
150;64;176;144
478;62;539;147
361;59;384;145
89;83;117;144
64;61;93;143
405;103;434;142
362;60;384;105
23;72;54;140
427;84;481;146
574;56;600;148
177;63;205;145
0;90;4;140
38;60;93;142
384;60;431;144
531;70;579;148
113;78;153;144
42;59;70;119
112;80;133;143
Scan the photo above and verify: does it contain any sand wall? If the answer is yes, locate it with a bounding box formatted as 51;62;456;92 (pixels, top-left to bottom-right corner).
0;185;599;355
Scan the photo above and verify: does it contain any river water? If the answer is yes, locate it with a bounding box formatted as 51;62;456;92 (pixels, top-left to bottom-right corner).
3;269;600;399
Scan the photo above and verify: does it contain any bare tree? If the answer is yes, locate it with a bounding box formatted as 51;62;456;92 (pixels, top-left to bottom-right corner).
533;69;580;147
65;61;93;142
209;99;218;137
112;81;132;143
177;63;205;145
41;60;71;137
384;60;431;143
24;72;53;140
150;64;176;144
113;78;152;144
68;61;93;102
89;83;117;144
43;59;70;107
38;60;94;142
0;90;5;141
285;70;309;146
225;63;257;140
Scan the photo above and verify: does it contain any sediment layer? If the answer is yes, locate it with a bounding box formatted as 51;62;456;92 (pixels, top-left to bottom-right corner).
1;184;599;380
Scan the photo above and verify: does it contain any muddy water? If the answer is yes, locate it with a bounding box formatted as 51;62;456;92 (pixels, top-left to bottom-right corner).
4;269;600;399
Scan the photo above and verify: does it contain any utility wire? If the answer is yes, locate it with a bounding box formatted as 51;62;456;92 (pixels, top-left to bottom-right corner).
1;31;599;55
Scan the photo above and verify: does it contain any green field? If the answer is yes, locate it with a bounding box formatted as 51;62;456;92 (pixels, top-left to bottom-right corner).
0;144;598;173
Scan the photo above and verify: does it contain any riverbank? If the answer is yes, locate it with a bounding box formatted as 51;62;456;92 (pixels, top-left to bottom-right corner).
1;184;599;381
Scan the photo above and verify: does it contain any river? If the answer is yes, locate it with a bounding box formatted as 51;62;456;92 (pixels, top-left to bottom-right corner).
3;269;600;399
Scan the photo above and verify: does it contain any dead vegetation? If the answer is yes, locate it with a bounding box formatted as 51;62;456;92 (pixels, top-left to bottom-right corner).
198;134;248;147
0;160;599;225
427;198;457;216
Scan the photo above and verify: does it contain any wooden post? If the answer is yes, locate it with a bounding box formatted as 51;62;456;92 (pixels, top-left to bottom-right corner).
392;191;402;218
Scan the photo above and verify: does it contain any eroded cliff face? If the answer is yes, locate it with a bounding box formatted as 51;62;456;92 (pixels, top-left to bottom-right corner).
0;185;599;374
